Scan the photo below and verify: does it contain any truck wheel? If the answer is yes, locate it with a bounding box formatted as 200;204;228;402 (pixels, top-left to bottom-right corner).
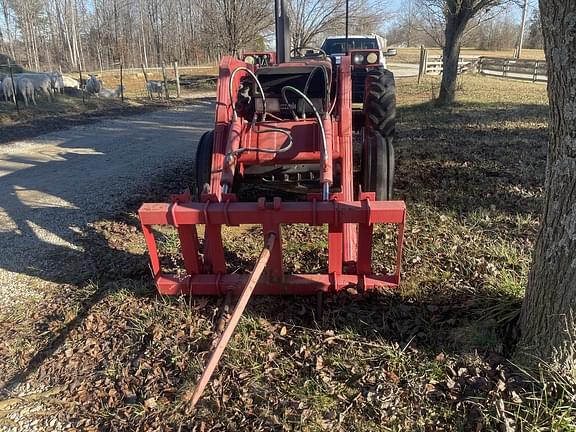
361;133;394;200
195;130;214;198
361;69;396;200
364;69;396;138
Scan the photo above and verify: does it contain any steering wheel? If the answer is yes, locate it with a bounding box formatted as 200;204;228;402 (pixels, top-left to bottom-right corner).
291;47;327;59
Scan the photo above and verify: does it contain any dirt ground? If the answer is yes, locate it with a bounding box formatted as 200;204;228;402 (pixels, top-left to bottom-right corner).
0;75;574;431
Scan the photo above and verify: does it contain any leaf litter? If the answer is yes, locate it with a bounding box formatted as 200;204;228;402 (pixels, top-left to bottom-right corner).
0;76;574;431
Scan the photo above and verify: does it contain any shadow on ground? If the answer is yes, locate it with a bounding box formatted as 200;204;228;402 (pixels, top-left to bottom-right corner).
0;98;550;430
396;102;548;217
0;103;214;395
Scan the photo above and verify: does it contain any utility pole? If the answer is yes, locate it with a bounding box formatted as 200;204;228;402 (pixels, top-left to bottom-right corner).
515;0;529;58
345;0;349;53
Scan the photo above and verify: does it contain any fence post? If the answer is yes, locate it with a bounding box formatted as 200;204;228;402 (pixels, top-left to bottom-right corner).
533;61;538;82
141;63;150;99
120;63;125;102
78;63;85;105
173;61;181;98
161;62;169;100
418;45;427;84
8;62;19;115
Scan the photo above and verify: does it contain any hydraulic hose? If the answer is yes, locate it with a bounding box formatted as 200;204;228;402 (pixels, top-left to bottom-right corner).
280;85;331;200
227;127;293;158
229;66;267;121
302;66;330;118
280;86;327;164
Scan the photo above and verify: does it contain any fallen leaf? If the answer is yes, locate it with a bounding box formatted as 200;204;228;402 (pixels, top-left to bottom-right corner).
144;397;157;409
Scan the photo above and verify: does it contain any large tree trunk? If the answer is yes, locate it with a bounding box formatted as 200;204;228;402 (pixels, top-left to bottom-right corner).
437;17;466;106
519;0;576;370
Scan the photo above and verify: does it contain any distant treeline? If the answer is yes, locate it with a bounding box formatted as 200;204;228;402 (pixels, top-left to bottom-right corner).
0;0;387;73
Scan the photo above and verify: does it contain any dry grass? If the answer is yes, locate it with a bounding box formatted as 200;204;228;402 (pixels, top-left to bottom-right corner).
393;47;546;64
0;95;129;126
82;65;218;97
1;74;574;431
0;65;217;127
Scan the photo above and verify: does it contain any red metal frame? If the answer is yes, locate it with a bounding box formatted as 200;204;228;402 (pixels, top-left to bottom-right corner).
241;51;277;66
138;54;407;296
139;193;406;296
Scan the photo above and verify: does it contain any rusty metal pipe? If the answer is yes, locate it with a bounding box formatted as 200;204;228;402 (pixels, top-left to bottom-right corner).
189;232;277;409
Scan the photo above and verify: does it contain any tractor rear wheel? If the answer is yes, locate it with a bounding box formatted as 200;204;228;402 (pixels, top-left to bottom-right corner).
361;69;396;200
361;133;394;200
195;130;214;198
364;69;396;138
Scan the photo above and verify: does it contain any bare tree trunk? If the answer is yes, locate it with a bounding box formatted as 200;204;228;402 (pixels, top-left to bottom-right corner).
1;0;16;59
438;18;465;106
58;0;75;67
31;18;40;70
140;6;149;68
71;1;80;68
53;0;70;66
519;0;576;371
74;0;86;70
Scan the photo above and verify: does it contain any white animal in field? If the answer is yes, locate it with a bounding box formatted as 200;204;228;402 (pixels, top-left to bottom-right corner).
17;77;36;106
14;73;53;101
146;80;165;98
99;85;124;98
48;71;64;93
85;75;102;95
1;76;16;103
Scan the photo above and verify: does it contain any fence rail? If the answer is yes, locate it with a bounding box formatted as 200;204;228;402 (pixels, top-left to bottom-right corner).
425;57;479;75
417;46;478;82
478;57;548;82
417;46;548;84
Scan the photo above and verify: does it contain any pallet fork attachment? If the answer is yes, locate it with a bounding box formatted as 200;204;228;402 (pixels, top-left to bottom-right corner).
138;193;406;296
138;193;405;407
188;232;276;408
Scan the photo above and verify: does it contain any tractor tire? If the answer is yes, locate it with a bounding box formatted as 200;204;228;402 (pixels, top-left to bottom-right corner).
361;133;394;200
361;69;396;200
195;130;214;198
364;68;396;138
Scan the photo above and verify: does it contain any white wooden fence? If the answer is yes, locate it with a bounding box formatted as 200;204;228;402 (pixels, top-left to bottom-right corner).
478;57;548;82
417;49;548;83
417;46;478;82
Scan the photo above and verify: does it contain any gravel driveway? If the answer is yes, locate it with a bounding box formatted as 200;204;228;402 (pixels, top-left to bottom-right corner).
0;101;213;312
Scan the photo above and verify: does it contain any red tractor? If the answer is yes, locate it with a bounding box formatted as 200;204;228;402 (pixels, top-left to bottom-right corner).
138;0;406;406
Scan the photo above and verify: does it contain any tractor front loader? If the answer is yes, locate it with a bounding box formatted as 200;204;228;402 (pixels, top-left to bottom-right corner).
138;0;406;407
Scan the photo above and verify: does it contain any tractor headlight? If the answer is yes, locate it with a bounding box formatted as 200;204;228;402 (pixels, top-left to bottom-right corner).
366;52;378;64
353;54;365;64
244;55;255;65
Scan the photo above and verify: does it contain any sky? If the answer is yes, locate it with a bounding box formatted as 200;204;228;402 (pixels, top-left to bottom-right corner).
386;0;532;21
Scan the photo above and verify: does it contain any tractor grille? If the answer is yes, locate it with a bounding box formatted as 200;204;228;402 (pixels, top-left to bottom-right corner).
351;68;368;104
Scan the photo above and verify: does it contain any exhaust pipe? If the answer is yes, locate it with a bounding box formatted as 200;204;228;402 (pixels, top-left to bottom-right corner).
275;0;291;63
